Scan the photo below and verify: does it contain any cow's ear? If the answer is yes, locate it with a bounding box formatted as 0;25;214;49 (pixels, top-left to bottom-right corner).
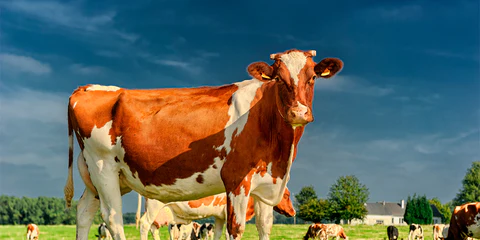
247;62;273;81
314;58;343;79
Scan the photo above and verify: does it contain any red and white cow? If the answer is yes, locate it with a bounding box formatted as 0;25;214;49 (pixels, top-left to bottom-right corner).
433;224;449;240
63;49;343;240
137;188;295;240
446;202;480;240
26;223;39;240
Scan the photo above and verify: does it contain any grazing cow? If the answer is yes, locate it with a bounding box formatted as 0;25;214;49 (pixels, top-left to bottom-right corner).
138;188;296;240
433;224;449;240
303;223;323;240
387;225;399;240
198;223;215;240
446;202;480;240
63;49;343;240
169;222;199;240
26;223;39;240
408;224;423;240
96;222;112;240
318;224;348;240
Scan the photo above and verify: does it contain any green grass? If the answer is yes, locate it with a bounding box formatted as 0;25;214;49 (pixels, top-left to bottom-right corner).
0;224;438;240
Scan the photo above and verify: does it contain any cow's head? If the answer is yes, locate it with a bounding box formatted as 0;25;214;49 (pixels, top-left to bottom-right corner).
273;188;296;217
248;49;343;127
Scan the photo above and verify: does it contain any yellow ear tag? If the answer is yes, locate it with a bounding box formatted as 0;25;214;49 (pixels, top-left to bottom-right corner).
261;73;271;79
321;69;331;76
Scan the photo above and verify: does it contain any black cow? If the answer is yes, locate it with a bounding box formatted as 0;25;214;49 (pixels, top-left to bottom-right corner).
387;225;399;240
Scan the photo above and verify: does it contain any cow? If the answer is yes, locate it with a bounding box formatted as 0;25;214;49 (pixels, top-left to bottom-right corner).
63;49;343;240
26;223;39;240
303;223;323;240
317;224;348;240
446;202;480;240
137;187;296;240
198;223;215;240
387;225;399;240
433;224;449;240
408;224;423;240
96;222;112;240
169;222;199;240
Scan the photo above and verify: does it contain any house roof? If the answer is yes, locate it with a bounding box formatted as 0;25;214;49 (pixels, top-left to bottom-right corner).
365;201;444;218
430;204;443;218
365;202;405;216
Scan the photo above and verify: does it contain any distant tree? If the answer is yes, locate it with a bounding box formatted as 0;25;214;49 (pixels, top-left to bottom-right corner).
327;175;369;224
297;198;330;223
404;194;433;224
429;197;452;224
294;185;317;208
453;161;480;206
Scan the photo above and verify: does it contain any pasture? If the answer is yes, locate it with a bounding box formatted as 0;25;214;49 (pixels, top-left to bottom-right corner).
0;224;438;240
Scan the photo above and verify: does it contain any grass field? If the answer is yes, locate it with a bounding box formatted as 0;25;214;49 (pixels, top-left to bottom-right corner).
0;224;441;240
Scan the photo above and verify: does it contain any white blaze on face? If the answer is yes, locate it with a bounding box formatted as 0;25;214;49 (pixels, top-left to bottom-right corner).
216;79;263;154
280;51;307;86
86;84;120;92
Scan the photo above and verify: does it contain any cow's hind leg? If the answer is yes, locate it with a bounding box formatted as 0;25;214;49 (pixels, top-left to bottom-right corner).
149;224;161;240
76;188;100;240
140;199;164;240
213;217;226;240
253;198;273;240
85;152;126;240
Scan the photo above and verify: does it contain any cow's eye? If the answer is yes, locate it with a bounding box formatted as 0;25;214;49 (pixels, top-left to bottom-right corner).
308;75;317;85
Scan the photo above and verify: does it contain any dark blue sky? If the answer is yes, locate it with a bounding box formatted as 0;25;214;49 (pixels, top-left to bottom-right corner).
0;0;478;213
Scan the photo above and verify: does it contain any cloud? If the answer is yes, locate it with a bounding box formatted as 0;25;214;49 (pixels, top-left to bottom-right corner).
315;75;394;97
0;53;51;75
1;0;138;43
70;64;106;75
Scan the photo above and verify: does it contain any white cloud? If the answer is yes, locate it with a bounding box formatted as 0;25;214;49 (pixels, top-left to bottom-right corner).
0;53;51;75
315;75;394;97
154;59;190;69
70;64;106;75
0;86;68;124
372;5;423;21
1;0;138;43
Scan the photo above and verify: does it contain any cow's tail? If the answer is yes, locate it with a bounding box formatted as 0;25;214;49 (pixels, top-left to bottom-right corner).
64;103;74;209
136;193;142;229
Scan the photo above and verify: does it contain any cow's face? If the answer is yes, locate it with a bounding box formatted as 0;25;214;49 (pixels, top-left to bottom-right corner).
273;188;296;217
248;49;343;127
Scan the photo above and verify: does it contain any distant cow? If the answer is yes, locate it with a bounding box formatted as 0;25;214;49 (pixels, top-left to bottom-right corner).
318;224;348;240
409;224;423;240
198;223;215;240
446;202;480;240
303;223;323;240
387;225;399;240
26;223;39;240
95;222;112;240
433;224;449;240
169;222;199;240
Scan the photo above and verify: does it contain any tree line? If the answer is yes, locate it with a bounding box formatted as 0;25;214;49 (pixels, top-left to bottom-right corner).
0;196;136;225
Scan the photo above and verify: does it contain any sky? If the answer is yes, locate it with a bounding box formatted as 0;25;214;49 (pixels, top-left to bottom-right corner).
0;0;478;214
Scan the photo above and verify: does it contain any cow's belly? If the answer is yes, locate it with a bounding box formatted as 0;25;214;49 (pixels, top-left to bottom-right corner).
119;156;226;203
169;203;225;220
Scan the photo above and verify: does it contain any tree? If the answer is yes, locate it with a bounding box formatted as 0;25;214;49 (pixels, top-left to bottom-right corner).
404;194;433;224
453;161;480;206
429;197;452;224
327;175;369;223
297;198;330;223
294;185;317;208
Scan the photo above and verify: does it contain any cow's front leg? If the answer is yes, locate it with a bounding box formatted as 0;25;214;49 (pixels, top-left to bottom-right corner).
225;188;251;240
253;198;273;240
